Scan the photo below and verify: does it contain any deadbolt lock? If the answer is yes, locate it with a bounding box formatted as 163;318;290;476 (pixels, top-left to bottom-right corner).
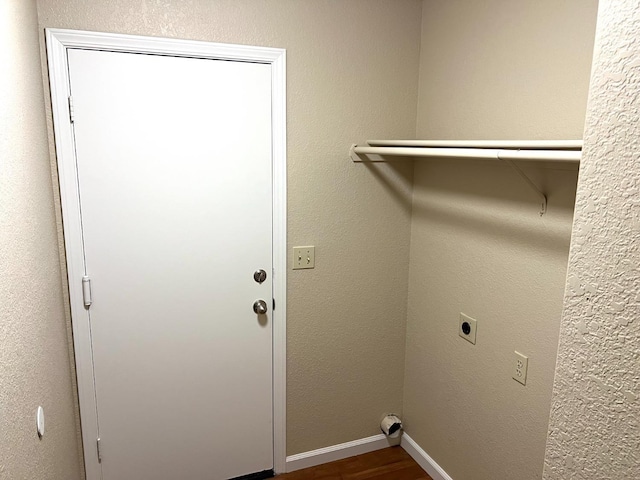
254;269;267;284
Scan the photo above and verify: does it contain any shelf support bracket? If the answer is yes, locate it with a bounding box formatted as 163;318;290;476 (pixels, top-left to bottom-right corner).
497;151;547;216
349;144;366;162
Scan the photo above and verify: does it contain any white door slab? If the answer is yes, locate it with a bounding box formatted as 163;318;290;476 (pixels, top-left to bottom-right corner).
67;48;273;480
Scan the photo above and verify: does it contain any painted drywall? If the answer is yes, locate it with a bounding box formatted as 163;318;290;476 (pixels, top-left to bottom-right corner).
403;1;598;479
36;0;422;457
416;0;599;140
0;0;83;478
543;0;640;478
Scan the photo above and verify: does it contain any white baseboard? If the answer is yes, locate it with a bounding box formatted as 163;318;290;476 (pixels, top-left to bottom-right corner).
285;434;390;472
401;433;453;480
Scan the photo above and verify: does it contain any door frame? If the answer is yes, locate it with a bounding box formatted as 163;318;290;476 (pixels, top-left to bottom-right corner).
45;28;287;478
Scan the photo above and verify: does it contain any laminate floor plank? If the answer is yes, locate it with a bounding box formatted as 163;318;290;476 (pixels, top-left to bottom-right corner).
277;447;432;480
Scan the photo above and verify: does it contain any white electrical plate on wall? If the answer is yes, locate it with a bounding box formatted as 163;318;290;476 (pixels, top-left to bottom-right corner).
459;313;477;344
293;246;315;269
513;351;529;385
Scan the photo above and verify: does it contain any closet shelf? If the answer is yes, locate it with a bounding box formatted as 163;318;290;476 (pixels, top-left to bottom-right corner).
364;139;583;150
349;140;583;216
349;145;582;163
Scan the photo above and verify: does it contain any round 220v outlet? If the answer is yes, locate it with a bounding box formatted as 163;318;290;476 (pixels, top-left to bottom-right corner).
459;313;477;344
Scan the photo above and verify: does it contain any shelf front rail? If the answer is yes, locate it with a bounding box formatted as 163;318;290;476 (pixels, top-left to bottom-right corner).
365;139;583;150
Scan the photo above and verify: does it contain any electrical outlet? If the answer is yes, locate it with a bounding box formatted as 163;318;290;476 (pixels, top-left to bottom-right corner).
513;351;528;385
459;313;477;344
293;246;315;269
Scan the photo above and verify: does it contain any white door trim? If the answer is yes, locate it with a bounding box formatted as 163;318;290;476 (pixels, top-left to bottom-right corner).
45;28;287;478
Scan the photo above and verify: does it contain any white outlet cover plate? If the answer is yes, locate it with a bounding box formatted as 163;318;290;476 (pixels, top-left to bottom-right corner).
513;351;529;385
459;313;477;344
293;246;315;269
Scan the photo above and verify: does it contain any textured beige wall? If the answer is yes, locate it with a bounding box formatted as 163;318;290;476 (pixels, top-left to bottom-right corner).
36;0;422;456
544;0;640;478
403;1;598;479
417;0;599;140
0;0;83;478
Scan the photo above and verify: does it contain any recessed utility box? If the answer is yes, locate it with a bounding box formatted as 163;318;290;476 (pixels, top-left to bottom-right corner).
459;313;477;344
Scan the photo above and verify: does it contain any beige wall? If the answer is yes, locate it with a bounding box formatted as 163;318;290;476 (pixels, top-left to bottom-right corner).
417;0;599;140
403;1;598;479
544;0;640;477
36;0;422;457
0;0;83;478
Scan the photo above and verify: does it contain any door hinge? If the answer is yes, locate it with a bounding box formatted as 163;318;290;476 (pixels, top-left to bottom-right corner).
69;95;75;123
68;95;75;123
96;437;102;463
82;275;92;308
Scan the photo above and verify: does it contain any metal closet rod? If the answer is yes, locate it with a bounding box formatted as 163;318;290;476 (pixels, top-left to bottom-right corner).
349;141;583;216
350;145;582;163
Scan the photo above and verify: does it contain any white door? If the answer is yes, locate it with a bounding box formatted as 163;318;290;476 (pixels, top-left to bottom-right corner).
67;48;273;480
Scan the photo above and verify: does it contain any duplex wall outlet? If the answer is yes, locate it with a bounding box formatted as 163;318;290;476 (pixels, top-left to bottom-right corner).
459;313;477;344
513;351;529;385
293;246;315;269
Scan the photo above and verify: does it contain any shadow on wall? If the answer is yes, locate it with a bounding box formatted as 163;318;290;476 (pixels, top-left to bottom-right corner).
362;159;414;214
411;159;578;254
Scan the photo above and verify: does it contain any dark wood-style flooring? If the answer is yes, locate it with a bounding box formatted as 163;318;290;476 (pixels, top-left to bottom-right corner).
277;447;433;480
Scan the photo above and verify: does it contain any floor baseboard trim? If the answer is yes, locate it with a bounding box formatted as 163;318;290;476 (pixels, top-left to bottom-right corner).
285;434;390;472
401;433;453;480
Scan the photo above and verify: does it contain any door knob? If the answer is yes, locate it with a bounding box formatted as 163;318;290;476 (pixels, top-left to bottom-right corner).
253;299;268;315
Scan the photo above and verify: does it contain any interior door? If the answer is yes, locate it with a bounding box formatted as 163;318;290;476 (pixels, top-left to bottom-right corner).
67;48;273;480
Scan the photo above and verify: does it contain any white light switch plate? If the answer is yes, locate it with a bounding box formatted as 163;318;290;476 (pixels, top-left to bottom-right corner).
293;246;315;269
